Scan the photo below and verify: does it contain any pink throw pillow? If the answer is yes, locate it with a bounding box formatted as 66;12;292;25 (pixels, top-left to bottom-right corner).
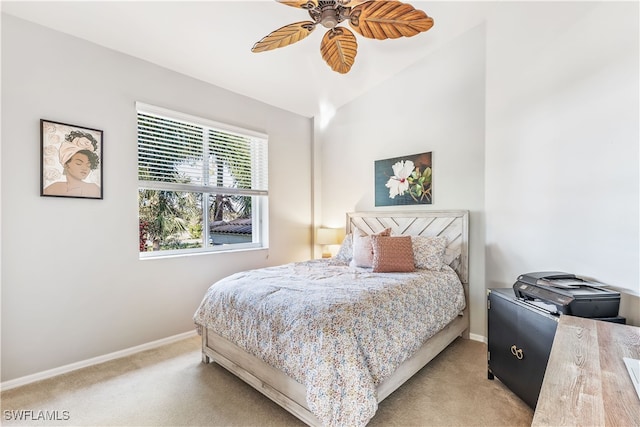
371;235;416;273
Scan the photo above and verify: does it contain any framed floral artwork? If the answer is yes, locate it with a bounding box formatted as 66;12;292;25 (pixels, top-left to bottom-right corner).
40;119;103;199
375;151;432;206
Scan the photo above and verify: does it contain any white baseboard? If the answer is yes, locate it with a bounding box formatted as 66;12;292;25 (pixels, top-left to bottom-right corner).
469;332;487;344
1;330;198;391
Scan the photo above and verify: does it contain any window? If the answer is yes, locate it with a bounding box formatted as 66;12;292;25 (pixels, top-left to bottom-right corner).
137;102;268;257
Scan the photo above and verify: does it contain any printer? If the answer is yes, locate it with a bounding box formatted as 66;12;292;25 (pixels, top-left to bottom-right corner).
513;271;622;320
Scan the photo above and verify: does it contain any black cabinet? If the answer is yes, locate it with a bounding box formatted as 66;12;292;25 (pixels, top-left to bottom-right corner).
487;288;558;409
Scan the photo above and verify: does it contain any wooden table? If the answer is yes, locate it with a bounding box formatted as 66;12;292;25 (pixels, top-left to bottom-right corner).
532;315;640;426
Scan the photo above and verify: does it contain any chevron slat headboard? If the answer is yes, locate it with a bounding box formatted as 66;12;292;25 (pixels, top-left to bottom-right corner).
346;210;469;284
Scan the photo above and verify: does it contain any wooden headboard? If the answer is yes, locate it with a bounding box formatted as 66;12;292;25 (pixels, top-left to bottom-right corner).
346;210;469;284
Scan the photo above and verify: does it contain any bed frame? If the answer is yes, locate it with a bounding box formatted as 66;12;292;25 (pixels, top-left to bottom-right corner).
200;210;470;426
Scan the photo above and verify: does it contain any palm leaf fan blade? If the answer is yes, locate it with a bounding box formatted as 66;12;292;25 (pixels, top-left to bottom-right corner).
349;0;434;40
320;28;358;74
252;21;315;53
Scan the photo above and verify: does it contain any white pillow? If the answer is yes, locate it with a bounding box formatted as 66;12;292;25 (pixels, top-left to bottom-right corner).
351;228;392;268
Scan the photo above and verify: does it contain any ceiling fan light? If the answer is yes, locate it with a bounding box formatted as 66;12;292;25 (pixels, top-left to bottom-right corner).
321;16;338;28
320;9;339;28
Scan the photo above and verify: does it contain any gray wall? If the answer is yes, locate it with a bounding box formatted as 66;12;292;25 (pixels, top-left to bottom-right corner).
1;15;313;382
316;23;487;338
484;1;639;325
316;1;639;337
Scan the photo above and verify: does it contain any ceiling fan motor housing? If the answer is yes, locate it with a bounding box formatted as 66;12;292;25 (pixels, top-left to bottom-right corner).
309;1;350;29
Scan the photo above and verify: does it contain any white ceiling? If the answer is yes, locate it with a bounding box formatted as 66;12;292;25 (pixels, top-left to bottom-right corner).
1;0;493;117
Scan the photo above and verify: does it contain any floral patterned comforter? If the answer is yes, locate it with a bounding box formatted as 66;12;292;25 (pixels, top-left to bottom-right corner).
193;259;466;427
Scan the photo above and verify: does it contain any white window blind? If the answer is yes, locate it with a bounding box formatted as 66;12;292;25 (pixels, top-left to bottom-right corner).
137;103;268;194
136;102;268;257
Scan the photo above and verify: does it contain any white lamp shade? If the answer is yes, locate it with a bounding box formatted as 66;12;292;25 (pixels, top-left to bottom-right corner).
316;228;339;245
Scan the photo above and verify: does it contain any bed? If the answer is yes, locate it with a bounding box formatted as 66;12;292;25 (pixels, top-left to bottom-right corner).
194;210;470;426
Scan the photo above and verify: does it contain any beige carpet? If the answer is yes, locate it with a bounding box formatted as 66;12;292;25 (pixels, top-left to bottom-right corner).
1;336;532;426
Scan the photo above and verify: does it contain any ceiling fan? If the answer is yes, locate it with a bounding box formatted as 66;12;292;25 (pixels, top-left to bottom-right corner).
252;0;434;74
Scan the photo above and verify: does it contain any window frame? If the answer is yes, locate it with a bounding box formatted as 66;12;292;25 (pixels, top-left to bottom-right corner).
136;102;269;258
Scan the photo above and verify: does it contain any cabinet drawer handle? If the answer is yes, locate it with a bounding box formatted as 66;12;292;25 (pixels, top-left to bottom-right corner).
510;345;524;360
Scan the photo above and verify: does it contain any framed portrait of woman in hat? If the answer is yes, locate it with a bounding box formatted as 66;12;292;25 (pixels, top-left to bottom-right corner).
40;119;103;199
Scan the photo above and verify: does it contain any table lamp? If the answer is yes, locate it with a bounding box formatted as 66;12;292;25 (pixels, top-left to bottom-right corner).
316;228;339;258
